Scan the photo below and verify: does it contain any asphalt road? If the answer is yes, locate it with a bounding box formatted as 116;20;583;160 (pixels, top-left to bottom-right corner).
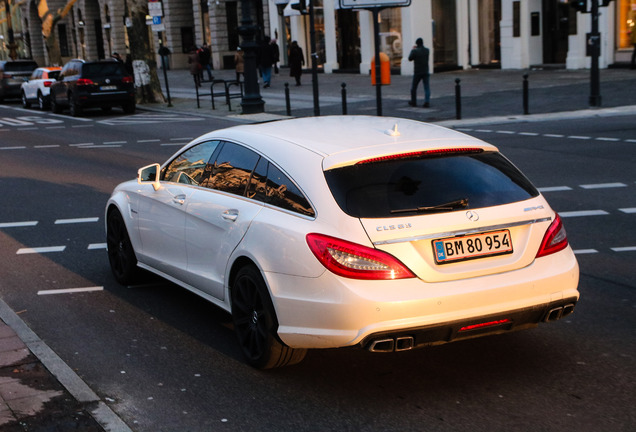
0;105;634;431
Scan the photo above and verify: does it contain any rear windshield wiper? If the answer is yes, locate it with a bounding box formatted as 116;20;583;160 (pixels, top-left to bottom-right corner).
390;198;469;214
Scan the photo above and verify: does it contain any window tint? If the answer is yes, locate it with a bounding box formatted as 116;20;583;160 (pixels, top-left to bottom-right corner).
48;71;60;80
83;63;127;78
204;142;260;196
162;141;221;185
324;151;539;218
247;159;314;217
3;62;38;72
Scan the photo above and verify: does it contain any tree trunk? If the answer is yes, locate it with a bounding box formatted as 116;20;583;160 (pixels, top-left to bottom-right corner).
44;31;63;66
127;1;165;104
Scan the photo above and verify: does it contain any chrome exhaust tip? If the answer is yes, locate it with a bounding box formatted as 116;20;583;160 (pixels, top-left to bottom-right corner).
368;338;395;353
395;336;414;351
562;303;575;318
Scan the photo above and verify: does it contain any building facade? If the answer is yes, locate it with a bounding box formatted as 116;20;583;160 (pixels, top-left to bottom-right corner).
1;0;634;73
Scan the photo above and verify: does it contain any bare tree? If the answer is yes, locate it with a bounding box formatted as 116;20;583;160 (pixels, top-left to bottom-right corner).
124;0;165;103
38;0;77;66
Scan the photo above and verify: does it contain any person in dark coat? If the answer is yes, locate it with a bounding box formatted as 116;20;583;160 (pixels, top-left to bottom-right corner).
288;41;304;86
408;37;431;107
188;47;202;87
198;44;213;81
258;35;275;88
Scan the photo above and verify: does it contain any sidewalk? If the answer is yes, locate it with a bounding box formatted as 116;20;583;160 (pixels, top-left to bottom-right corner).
1;65;635;432
144;66;636;124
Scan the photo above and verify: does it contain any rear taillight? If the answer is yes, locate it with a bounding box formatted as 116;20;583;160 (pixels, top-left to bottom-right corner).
536;214;569;258
122;76;133;83
76;78;94;85
306;233;415;280
43;81;52;87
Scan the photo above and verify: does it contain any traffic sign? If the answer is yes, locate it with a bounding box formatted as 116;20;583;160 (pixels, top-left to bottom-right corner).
339;0;411;8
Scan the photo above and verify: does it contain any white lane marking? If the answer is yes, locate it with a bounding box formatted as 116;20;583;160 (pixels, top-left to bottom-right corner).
171;137;193;141
568;136;591;140
573;249;598;255
543;134;564;138
138;139;160;143
71;125;94;128
495;130;515;134
70;143;94;146
55;217;99;224
88;243;107;250
611;246;636;252
0;221;38;228
37;286;104;296
34;145;60;148
560;210;609;217
580;182;627;189
619;208;636;214
78;145;122;148
17;246;66;254
103;141;127;145
594;137;620;142
1;146;27;150
519;132;539;136
627;139;636;143
160;143;187;146
475;129;492;133
538;186;572;192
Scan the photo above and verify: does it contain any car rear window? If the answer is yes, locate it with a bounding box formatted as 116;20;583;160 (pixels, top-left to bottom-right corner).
48;71;61;80
83;63;127;78
324;151;539;218
3;62;38;72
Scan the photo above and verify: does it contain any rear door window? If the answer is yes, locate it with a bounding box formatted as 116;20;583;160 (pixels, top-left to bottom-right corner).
324;151;539;218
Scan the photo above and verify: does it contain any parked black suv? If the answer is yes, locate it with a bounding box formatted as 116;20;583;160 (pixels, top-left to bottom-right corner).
0;60;39;102
50;59;135;116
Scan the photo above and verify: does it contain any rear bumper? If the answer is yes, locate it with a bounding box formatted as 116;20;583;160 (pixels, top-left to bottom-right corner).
75;91;135;107
265;247;579;349
361;297;577;352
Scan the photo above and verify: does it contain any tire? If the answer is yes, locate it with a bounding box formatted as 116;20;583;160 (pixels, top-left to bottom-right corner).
122;101;136;114
231;265;307;369
69;95;82;117
22;91;31;108
37;92;47;110
51;95;63;114
106;207;140;286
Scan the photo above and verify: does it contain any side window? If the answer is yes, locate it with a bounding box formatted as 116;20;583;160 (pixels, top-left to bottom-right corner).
247;158;314;216
264;164;315;217
203;142;260;196
161;140;221;185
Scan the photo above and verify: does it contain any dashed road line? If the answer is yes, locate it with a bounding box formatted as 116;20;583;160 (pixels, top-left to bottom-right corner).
0;221;38;228
619;208;636;214
55;217;99;224
573;249;598;255
538;186;572;192
580;182;627;189
88;243;107;250
611;246;636;252
17;246;66;254
37;286;104;296
560;210;609;217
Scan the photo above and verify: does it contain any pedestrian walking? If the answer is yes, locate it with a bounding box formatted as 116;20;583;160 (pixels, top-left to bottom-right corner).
234;47;244;82
188;47;202;87
199;44;213;81
258;35;276;88
288;41;304;86
408;37;430;108
272;38;280;74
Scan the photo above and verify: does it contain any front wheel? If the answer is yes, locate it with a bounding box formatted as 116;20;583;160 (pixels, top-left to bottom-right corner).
69;95;82;117
51;94;63;114
231;265;307;369
106;208;140;285
37;92;47;110
21;92;31;108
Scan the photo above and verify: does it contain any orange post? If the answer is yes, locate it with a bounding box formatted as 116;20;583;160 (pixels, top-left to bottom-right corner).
371;52;391;85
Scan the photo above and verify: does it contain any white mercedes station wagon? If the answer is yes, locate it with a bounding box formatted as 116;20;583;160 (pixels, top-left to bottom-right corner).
105;116;579;369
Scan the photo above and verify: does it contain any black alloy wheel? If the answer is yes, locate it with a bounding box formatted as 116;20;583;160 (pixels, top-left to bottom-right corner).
21;92;30;108
106;208;139;285
69;94;82;117
37;92;46;110
231;265;307;369
51;94;62;114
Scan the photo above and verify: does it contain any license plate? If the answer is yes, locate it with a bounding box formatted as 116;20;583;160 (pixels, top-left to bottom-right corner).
433;229;513;264
100;85;117;91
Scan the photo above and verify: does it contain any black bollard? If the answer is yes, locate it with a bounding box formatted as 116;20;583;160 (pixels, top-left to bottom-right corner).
285;83;292;117
455;78;462;120
523;73;529;115
341;83;348;115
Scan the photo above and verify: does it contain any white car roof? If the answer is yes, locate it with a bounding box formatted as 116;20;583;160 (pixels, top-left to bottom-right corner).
211;116;497;170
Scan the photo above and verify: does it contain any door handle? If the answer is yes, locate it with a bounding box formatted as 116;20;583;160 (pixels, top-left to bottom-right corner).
173;194;186;205
222;209;239;222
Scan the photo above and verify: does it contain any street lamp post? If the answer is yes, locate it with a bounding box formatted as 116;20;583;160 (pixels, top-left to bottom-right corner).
239;0;265;114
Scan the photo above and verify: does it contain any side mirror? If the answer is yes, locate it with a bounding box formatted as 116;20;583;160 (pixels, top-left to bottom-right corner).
137;163;161;191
